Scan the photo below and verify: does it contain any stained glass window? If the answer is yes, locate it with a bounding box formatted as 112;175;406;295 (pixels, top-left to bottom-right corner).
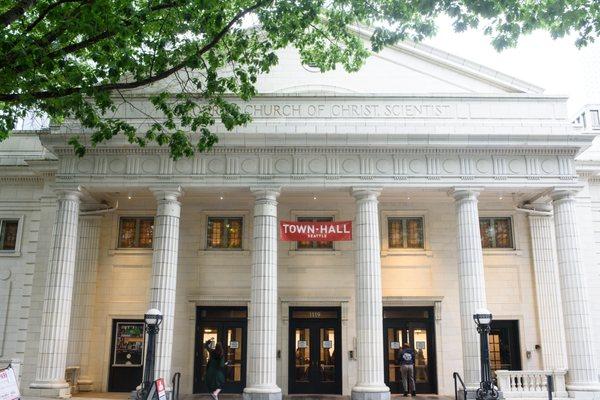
296;217;334;250
479;217;513;249
0;219;19;251
207;217;243;249
118;217;154;248
388;217;424;249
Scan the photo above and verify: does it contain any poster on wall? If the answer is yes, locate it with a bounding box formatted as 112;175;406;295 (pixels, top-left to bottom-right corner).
0;366;19;400
113;322;145;366
279;220;352;241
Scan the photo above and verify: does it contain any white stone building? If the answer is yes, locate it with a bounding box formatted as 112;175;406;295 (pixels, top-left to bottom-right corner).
1;37;600;400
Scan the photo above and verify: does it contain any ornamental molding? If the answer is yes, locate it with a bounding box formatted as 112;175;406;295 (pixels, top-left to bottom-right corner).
50;146;579;157
0;176;48;184
52;149;579;187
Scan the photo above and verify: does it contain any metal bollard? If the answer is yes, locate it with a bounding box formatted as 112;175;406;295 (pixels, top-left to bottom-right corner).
546;374;554;400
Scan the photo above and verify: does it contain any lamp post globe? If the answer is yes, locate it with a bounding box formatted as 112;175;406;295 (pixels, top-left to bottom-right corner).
145;308;163;327
473;308;493;328
473;308;498;400
141;308;163;400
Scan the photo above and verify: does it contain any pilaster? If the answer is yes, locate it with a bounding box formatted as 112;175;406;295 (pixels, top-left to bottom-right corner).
66;216;102;391
528;212;568;370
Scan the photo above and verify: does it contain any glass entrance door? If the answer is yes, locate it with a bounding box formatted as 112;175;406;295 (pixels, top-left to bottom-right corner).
289;308;342;394
194;307;247;393
383;307;436;394
489;320;521;376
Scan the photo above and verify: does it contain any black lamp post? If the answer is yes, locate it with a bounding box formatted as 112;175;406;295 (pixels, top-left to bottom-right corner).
142;308;163;400
473;308;498;400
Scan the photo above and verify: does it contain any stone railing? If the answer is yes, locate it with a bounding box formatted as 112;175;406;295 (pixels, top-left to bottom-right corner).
496;370;568;400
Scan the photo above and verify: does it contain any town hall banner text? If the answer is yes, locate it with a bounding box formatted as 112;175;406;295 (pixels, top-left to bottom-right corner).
279;220;352;241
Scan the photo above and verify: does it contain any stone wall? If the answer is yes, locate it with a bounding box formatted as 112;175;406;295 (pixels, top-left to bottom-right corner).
71;191;542;396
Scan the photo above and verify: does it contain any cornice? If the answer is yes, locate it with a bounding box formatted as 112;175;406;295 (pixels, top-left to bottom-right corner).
50;146;579;157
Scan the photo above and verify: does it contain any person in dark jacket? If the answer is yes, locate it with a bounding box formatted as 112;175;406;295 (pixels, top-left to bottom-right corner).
397;343;416;397
206;342;226;400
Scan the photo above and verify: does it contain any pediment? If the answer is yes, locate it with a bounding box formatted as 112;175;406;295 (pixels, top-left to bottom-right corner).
253;42;542;95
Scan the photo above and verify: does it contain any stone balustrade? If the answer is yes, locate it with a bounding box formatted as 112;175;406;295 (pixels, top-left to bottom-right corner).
495;370;568;400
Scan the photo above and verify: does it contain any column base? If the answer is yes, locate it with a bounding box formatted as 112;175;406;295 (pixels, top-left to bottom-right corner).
567;385;600;400
26;381;71;398
351;386;390;400
77;378;94;392
243;387;282;400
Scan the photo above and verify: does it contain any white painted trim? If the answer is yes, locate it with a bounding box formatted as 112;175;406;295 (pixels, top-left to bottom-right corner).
478;211;521;252
382;296;444;307
0;215;24;257
198;210;251;252
379;209;430;255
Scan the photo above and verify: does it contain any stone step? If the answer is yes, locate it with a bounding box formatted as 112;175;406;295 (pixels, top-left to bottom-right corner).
180;395;451;400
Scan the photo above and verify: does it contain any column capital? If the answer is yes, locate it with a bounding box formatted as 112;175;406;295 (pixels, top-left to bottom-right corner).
450;187;483;201
351;187;382;201
519;202;553;216
149;186;183;202
53;186;83;201
250;186;280;201
550;187;581;202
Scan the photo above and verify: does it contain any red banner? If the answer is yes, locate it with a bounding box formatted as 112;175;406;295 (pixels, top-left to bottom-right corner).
279;220;352;241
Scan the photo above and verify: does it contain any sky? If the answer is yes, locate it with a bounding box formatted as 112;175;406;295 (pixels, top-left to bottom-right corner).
424;16;593;115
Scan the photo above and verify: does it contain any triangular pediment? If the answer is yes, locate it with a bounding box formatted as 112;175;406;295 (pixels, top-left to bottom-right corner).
253;40;542;95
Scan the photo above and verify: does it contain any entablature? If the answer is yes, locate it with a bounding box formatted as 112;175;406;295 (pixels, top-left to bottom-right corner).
49;146;580;189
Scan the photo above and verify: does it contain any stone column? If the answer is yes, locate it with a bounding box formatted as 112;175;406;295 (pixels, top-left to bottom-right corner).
551;189;600;396
30;189;81;397
149;187;182;383
452;188;487;388
243;188;281;400
351;188;390;400
66;216;102;391
527;212;568;370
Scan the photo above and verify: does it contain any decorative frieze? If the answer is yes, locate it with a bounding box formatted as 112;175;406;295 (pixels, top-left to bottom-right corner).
54;149;578;187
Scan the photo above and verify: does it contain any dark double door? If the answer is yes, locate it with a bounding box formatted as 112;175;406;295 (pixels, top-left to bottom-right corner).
383;307;437;394
193;307;247;394
289;307;342;394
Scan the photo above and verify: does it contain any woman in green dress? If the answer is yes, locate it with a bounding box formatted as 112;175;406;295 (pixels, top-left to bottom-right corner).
206;342;226;400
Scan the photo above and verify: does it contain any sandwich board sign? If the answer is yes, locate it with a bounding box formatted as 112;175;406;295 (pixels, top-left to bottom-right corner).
144;378;167;400
0;366;19;400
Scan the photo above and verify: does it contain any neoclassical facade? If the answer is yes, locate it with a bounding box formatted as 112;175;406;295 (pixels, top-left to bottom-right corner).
1;40;600;400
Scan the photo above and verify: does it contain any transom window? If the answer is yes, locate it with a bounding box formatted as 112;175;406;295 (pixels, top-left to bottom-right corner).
207;217;243;249
387;217;424;249
480;217;513;249
118;217;154;248
0;219;19;251
297;216;334;250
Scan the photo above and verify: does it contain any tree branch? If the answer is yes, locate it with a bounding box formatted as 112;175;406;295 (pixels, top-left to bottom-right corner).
0;0;273;102
23;0;83;33
0;0;36;27
31;1;183;63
